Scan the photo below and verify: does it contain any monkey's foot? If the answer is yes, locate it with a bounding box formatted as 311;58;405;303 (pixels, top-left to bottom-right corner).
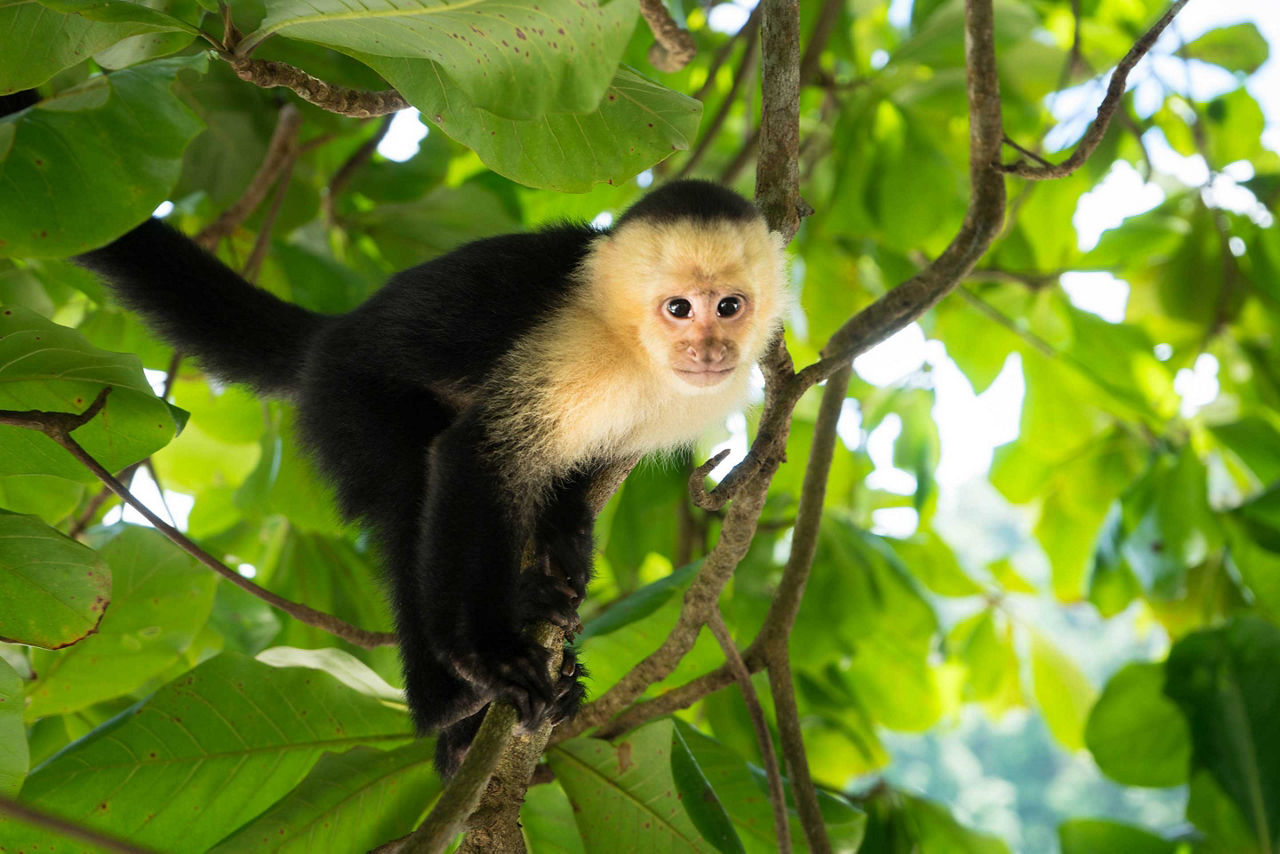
550;648;586;724
450;637;556;726
516;569;584;635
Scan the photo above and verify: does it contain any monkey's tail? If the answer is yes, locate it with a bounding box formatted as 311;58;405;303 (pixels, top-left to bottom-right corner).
76;218;328;396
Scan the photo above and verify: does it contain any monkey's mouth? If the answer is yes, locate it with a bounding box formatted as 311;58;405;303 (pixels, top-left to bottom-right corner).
673;366;736;387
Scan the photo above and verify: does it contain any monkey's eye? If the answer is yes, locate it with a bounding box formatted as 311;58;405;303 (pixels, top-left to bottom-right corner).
717;297;742;317
666;298;693;318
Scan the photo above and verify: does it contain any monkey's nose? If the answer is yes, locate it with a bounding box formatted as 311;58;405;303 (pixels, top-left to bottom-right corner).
689;340;727;364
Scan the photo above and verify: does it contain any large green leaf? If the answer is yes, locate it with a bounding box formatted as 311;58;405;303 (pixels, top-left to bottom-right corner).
1085;661;1190;787
0;307;179;479
679;723;867;854
8;652;412;851
358;61;701;191
1058;819;1177;854
1186;23;1269;75
0;0;192;92
242;0;636;120
25;526;217;719
548;720;716;852
0;657;26;797
0;54;205;258
1165;617;1280;854
0;513;109;649
210;741;439;852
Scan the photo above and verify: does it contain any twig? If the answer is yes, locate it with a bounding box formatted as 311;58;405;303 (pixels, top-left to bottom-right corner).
707;610;790;854
1000;0;1190;179
1001;133;1054;168
0;796;155;854
196;104;304;250
639;0;697;72
325;114;396;224
223;56;409;118
677;18;761;179
242;158;295;282
0;390;397;650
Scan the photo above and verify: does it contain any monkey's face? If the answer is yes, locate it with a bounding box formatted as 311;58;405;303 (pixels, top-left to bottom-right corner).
656;288;750;390
587;217;788;396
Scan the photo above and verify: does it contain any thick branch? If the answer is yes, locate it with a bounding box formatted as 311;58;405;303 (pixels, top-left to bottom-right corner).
0;391;396;650
755;0;804;241
224;56;409;118
999;0;1189;179
639;0;697;72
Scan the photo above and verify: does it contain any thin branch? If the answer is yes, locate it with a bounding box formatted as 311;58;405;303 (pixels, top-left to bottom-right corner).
999;0;1190;180
767;648;829;854
798;0;1006;388
707;610;790;854
1001;133;1053;168
223;56;409;118
693;4;764;103
639;0;697;72
0;390;397;650
754;364;851;651
242;157;296;282
0;796;155;854
196;103;304;250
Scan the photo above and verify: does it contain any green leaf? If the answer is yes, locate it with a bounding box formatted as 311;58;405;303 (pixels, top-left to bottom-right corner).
0;54;206;258
209;741;439;853
1165;617;1280;853
0;513;109;649
520;781;587;854
356;61;702;191
671;726;744;854
0;307;178;479
37;0;197;29
24;526;216;720
0;0;188;91
8;652;412;852
1085;662;1190;787
548;720;716;852
1186;23;1269;75
1058;818;1177;854
861;787;1011;854
1210;417;1280;486
678;723;867;854
1224;514;1280;619
242;0;636;120
1030;632;1096;751
0;473;83;524
0;657;26;797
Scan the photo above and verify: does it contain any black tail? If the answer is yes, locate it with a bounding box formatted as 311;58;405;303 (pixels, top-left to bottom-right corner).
76;219;328;396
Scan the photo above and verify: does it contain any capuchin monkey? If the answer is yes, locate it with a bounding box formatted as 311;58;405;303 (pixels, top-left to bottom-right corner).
74;178;789;775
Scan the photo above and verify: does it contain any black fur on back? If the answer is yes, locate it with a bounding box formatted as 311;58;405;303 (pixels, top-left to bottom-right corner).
614;179;760;228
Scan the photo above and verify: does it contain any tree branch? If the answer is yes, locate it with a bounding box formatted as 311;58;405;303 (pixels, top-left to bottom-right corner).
223;56;409;118
766;648;829;854
0;390;397;650
999;0;1189;179
639;0;697;72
